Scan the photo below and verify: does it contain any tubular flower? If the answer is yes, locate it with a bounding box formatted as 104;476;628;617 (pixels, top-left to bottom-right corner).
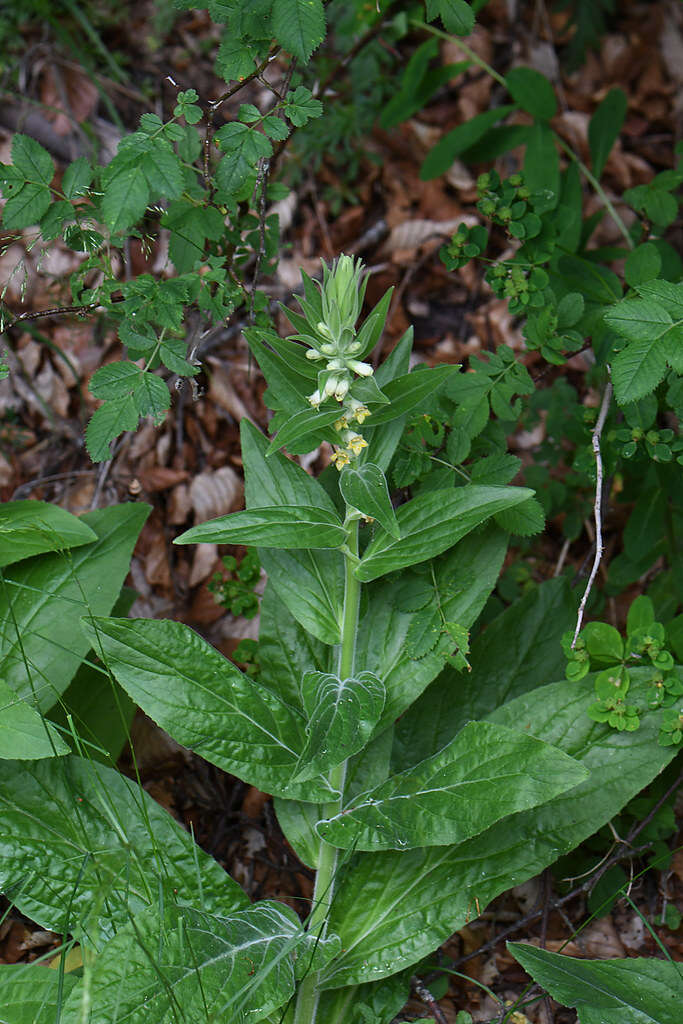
330;449;351;470
344;433;368;456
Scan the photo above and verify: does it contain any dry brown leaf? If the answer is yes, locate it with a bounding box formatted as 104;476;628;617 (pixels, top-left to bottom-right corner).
189;465;242;523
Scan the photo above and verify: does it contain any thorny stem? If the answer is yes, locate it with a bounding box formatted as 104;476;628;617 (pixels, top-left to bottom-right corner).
570;372;612;647
293;517;361;1024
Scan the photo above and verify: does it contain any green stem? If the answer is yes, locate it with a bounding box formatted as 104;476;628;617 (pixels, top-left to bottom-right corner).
293;517;361;1024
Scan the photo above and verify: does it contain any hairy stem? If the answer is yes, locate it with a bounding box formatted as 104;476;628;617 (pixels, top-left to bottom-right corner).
293;517;361;1024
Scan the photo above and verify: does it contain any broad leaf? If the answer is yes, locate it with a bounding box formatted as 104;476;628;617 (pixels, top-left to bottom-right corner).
356;524;508;732
83;616;334;801
242;421;344;644
0;678;69;759
320;670;676;988
508;944;682;1024
360;328;413;472
0;755;247;947
293;670;386;782
0;966;79;1024
0;504;149;712
62;901;340;1024
12;134;54;185
316;720;587;850
339;463;399;538
317;973;411;1024
0;500;96;568
366;364;459;426
176;504;346;549
258;582;330;711
272;0;325;62
356;485;532;581
393;577;576;768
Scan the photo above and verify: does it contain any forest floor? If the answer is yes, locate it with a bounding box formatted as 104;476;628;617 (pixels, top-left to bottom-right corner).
0;1;682;1020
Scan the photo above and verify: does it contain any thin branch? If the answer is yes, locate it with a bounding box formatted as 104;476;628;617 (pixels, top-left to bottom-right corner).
0;302;98;333
410;976;448;1024
570;372;612;648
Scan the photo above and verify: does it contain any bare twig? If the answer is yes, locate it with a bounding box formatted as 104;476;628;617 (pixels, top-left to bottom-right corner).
0;302;99;333
570;373;612;648
410;976;448;1024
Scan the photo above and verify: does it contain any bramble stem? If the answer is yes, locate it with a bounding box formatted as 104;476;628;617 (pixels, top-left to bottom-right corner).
293;517;361;1024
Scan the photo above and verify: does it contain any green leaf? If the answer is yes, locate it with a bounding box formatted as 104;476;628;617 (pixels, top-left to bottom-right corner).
494;495;545;536
90;361;142;399
241;421;344;645
393;578;576;767
266;406;342;455
283;84;323;127
63;902;340;1024
316;720;587;850
611;338;669;404
508;944;682;1024
83;616;335;801
272;0;325;62
0;679;69;759
258;582;329;711
588;87;627;179
321;670;676;989
12;134;54;185
582;621;623;663
421;106;515;180
0;755;247;946
293;670;386;782
524;120;559;201
62;156;93;199
163;200;225;273
100;158;150;234
0;500;96;568
339;464;399;538
176;504;346;549
0;504;149;712
215;35;257;83
85;394;139;461
0;965;79;1023
624;242;662;287
505;66;557;119
366;364;459;425
2;181;51;229
132;372;170;422
355;286;394;359
215;122;272;194
356;485;532;582
425;0;475;36
356;524;508;733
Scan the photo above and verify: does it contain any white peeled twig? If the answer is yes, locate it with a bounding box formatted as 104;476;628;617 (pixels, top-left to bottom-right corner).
571;371;613;648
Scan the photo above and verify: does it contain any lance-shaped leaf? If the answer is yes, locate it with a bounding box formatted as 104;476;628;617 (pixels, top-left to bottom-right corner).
508;944;682;1024
316;719;587;850
266;406;342;455
0;500;96;568
320;670;676;989
176;504;346;550
82;616;335;801
0;678;69;759
365;364;459;426
339;463;399;538
0;503;149;712
0;756;247;948
242;420;344;645
355;286;394;359
62;901;340;1024
356;485;532;582
292;670;386;783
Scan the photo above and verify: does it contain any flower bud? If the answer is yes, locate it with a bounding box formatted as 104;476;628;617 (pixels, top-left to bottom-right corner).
306;348;324;360
347;359;373;377
308;389;322;408
334;378;350;401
